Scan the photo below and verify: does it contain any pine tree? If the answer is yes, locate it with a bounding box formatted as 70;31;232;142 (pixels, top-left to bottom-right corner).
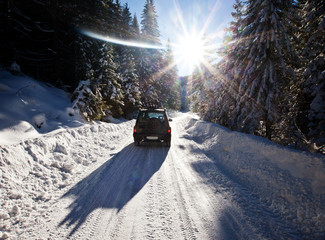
100;43;124;119
138;0;163;106
213;0;245;128
72;33;124;121
106;0;122;36
121;3;133;39
70;0;126;120
201;63;224;123
111;3;141;117
4;0;57;83
231;0;298;139
130;14;143;90
119;46;141;118
131;14;141;41
72;35;107;121
141;0;160;45
301;0;325;150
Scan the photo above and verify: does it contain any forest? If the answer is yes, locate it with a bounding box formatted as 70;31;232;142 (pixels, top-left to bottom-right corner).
0;0;324;153
0;0;180;121
188;0;324;153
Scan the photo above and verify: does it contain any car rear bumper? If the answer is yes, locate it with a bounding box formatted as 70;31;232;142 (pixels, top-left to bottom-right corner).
133;132;171;142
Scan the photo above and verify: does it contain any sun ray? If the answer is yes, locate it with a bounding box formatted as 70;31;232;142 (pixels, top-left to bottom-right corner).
199;0;222;38
172;0;190;38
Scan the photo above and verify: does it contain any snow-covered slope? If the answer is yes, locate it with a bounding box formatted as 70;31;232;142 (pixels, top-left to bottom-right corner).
0;69;83;145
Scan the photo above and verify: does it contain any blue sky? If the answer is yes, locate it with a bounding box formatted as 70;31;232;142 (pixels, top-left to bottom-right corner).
120;0;236;76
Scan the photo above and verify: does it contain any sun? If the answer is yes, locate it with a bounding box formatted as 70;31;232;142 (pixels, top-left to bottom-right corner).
173;31;209;74
180;36;205;61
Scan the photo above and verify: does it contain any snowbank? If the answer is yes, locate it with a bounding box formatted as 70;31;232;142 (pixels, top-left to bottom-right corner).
0;120;134;239
184;118;325;238
0;70;83;145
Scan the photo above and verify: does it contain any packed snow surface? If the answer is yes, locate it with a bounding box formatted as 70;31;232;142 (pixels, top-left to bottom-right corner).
1;70;325;239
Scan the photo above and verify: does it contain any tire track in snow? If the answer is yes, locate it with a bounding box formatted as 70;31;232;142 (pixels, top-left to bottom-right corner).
143;147;169;240
145;168;160;239
70;208;104;240
155;164;178;239
166;121;201;240
169;151;199;240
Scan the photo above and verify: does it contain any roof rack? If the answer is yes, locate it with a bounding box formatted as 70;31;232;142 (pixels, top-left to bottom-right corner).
141;104;164;111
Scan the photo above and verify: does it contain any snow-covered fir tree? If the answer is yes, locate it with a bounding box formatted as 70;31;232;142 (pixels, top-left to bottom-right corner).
72;35;106;121
121;3;133;39
188;66;212;116
269;0;303;145
99;43;124;119
211;0;245;128
200;64;224;123
230;0;298;140
301;0;325;150
138;0;163;106
130;14;142;85
141;0;160;44
106;0;123;37
131;14;141;41
110;0;124;53
119;46;141;118
113;3;141;117
72;31;123;121
120;4;141;117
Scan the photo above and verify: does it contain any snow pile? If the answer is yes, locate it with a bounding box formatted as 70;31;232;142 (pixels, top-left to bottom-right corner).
0;70;83;145
0;119;134;239
184;118;325;238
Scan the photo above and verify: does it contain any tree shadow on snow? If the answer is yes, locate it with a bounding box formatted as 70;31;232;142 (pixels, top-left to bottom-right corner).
190;159;302;239
58;143;169;237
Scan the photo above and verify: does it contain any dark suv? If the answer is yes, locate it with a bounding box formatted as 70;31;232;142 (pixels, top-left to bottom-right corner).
133;108;171;146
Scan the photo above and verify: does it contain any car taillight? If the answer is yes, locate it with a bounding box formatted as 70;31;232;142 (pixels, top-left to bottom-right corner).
168;127;171;133
134;126;137;133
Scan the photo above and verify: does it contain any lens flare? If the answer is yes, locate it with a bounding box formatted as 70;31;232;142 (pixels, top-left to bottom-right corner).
80;28;165;50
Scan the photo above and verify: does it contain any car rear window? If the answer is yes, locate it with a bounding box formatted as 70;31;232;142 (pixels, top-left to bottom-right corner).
138;111;165;122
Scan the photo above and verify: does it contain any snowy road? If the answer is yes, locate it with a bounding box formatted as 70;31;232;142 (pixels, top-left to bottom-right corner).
24;115;242;239
2;113;324;239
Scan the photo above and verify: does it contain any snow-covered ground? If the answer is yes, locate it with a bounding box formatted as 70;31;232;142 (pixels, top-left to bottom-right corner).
1;70;325;239
0;69;84;145
185;118;325;238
